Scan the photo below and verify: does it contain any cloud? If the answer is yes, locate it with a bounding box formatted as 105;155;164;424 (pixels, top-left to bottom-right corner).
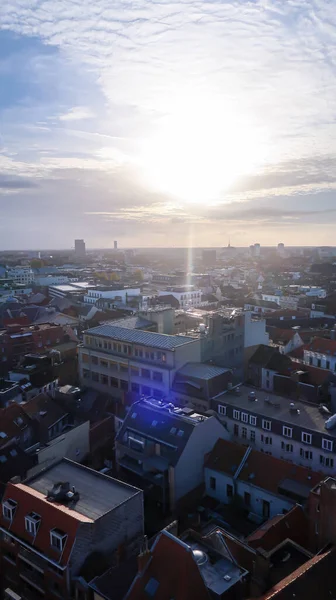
59;106;96;121
1;1;336;246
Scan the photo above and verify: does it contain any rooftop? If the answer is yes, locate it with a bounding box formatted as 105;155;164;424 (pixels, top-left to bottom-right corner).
215;385;336;437
26;458;142;520
175;362;231;380
107;316;154;330
85;324;196;350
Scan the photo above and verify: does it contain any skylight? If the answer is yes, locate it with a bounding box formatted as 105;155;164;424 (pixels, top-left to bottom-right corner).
145;578;159;597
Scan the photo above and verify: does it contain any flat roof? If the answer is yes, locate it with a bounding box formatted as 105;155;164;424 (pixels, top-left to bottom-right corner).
85;324;196;350
27;459;141;520
216;385;336;437
177;362;231;380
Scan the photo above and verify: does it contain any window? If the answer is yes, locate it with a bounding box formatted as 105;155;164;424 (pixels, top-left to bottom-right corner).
233;410;240;420
151;420;158;427
283;426;292;438
50;529;67;552
320;455;334;468
317;358;321;368
153;371;163;382
233;424;239;436
227;484;233;498
249;415;257;426
218;405;226;416
326;360;330;370
153;389;162;399
250;430;256;442
261;435;272;445
120;380;128;391
141;368;151;379
244;492;251;506
91;356;98;365
2;499;17;521
131;383;140;393
131;366;139;376
241;412;248;423
281;442;293;453
302;432;312;445
25;513;41;536
91;372;99;382
177;429;184;437
110;377;119;388
262;419;271;431
170;427;177;435
300;448;313;460
142;386;151;395
322;439;333;452
101;374;109;385
242;427;247;439
210;476;216;490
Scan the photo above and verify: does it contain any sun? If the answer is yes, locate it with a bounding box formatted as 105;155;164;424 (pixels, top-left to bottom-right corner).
139;93;267;203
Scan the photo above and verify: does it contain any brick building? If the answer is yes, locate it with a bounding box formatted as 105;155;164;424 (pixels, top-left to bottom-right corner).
0;459;144;600
0;324;65;373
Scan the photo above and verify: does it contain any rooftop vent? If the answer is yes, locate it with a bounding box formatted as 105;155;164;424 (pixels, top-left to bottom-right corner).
47;481;79;504
248;391;257;402
192;549;208;566
325;414;336;431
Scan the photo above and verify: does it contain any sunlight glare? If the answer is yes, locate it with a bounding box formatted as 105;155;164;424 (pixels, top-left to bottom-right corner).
140;94;267;203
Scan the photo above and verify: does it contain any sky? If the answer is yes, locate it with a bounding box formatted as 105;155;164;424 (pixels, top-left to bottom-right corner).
1;0;336;249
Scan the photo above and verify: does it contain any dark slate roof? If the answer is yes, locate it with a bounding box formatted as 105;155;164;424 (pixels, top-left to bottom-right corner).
85;324;195;350
0;442;36;494
249;345;278;367
116;400;199;466
89;557;138;600
108;316;154;330
176;363;231;380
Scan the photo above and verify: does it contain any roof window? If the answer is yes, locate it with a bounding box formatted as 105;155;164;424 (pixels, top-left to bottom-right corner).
25;512;41;536
145;578;159;597
2;499;17;521
50;528;67;552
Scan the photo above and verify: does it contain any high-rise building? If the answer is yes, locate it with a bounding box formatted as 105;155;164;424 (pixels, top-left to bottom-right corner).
74;239;86;258
114;240;118;250
250;243;261;258
277;242;285;257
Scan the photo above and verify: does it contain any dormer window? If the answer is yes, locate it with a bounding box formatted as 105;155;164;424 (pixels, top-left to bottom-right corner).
25;512;41;536
2;499;17;521
50;529;67;552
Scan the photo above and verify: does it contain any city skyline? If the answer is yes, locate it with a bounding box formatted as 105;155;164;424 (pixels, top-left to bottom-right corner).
1;1;336;248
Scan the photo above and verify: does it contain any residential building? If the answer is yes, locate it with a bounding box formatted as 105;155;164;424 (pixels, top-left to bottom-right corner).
8;354;60;397
6;268;34;286
0;379;22;408
49;282;93;299
0;442;36;498
0;324;66;371
244;300;280;314
205;439;322;521
115;397;228;512
84;287;141;306
0;459;144;600
172;362;233;412
247;345;292;390
78;324;201;402
158;286;202;309
74;238;86;258
269;328;304;355
304;337;336;371
212;384;336;475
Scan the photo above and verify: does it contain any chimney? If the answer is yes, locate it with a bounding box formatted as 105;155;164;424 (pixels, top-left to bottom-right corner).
137;536;151;572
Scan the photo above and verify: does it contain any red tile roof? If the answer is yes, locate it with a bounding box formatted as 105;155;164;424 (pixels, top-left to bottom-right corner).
258;547;336;600
306;336;336;355
0;482;92;566
125;531;209;600
206;439;323;497
269;328;297;344
204;439;247;475
246;505;309;552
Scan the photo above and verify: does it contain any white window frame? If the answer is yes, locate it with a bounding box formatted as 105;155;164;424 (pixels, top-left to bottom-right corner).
218;405;226;416
2;499;17;521
241;412;248;423
249;415;257;426
262;419;271;431
25;513;41;536
301;432;312;445
283;426;292;438
50;530;67;552
322;438;333;452
233;410;240;420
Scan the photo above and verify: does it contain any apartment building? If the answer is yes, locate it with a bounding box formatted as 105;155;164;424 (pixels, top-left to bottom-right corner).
84;287;141;305
212;385;336;475
115;397;228;512
158;286;202;309
6;268;34;286
0;459;144;600
78;324;201;402
304;337;336;371
205;439;322;522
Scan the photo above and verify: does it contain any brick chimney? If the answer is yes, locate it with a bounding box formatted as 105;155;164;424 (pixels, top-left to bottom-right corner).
137;536;151;572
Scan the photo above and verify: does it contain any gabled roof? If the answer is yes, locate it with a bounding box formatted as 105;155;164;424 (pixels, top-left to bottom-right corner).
249;345;279;367
21;393;68;430
259;547;336;600
0;403;34;446
205;439;322;498
0;442;35;492
85;324;195;350
306;336;336;355
246;505;309;552
125;531;210;600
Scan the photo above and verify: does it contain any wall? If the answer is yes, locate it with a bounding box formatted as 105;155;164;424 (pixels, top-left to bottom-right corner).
261;368;277;392
304;350;336;371
70;490;144;574
205;468;294;518
27;421;90;476
243;312;269;349
174;417;229;506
